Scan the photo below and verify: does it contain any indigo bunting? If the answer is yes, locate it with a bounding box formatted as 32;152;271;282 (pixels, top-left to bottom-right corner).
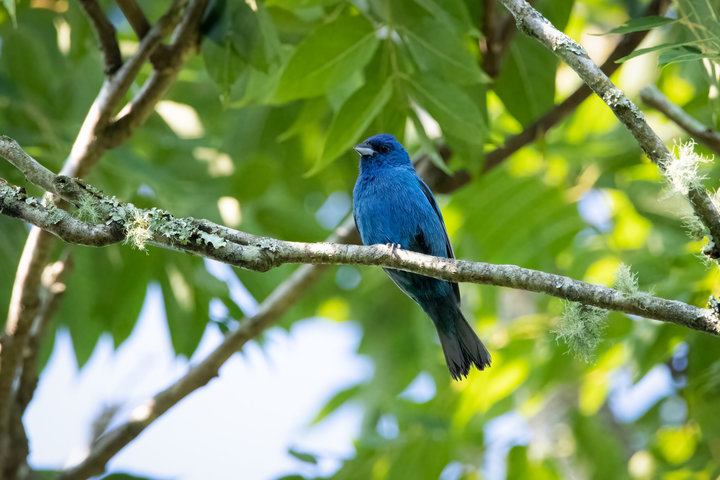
352;134;491;380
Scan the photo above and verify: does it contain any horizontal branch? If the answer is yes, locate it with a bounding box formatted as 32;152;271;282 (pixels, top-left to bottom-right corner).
500;0;720;247
640;85;720;156
0;137;716;336
0;138;697;479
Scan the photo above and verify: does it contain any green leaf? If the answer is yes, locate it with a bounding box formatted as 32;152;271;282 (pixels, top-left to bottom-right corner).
615;41;701;63
411;0;475;34
201;0;277;97
312;384;362;424
274;14;379;102
404;74;485;145
157;254;226;358
658;46;716;66
202;40;247;99
312;80;393;174
408;110;451;174
494;34;556;126
400;18;488;85
266;0;341;7
202;0;269;71
288;448;319;464
0;217;26;330
57;246;151;366
599;15;676;35
1;0;15;26
100;474;154;480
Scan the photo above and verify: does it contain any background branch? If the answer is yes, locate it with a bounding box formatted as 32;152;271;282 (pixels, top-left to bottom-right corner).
640;85;720;155
116;0;151;39
499;0;720;248
0;0;207;470
78;0;122;75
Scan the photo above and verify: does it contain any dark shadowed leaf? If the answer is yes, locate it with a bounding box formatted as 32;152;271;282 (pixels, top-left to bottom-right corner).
494;34;556;126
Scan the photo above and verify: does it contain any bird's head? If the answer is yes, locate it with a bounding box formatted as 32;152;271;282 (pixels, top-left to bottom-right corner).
353;134;411;167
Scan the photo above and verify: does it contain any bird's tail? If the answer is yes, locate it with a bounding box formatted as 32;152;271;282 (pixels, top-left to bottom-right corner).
427;303;491;380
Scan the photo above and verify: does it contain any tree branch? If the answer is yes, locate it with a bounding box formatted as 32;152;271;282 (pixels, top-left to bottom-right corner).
103;0;210;147
480;0;524;78
65;0;186;178
116;0;151;39
0;0;205;469
499;0;720;246
429;0;670;193
78;0;123;75
0;141;716;336
640;85;720;156
57;258;332;480
16;256;72;414
28;209;711;480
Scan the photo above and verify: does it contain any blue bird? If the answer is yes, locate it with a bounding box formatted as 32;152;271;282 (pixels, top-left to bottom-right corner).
352;133;491;380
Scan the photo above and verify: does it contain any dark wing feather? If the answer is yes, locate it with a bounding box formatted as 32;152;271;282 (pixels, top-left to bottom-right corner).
416;177;461;302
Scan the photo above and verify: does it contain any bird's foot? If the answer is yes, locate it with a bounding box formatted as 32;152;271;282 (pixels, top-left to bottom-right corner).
386;243;402;256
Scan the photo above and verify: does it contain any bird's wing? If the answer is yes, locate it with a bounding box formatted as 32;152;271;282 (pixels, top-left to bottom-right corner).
416;177;461;302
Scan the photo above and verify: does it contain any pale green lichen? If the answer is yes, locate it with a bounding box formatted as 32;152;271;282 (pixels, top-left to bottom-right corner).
198;231;226;248
147;208;194;245
555;302;608;363
75;195;101;223
46;204;65;225
614;263;639;295
665;141;711;196
124;208;152;250
682;214;708;241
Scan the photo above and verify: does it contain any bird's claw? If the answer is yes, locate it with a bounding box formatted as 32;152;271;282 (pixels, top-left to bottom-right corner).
386;242;402;256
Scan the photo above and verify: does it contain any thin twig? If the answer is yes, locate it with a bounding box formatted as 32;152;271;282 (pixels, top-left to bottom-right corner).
640;85;720;156
78;0;123;75
104;0;210;147
480;0;498;77
16;256;72;413
65;0;187;178
499;0;720;248
481;0;525;78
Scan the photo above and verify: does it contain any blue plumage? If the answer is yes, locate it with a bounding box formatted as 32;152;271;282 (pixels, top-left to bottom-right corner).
352;134;491;380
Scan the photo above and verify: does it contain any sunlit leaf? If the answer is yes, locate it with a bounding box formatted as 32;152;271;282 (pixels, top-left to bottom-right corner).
275;14;379;102
404;74;485;144
2;0;15;26
599;16;676;35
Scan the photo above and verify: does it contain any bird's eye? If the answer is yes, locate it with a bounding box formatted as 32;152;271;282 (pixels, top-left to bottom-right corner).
380;144;390;153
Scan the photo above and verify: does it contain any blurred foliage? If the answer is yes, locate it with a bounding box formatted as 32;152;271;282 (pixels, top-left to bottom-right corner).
1;0;720;478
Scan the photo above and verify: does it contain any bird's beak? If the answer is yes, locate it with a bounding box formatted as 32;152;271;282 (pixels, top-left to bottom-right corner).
353;142;374;157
